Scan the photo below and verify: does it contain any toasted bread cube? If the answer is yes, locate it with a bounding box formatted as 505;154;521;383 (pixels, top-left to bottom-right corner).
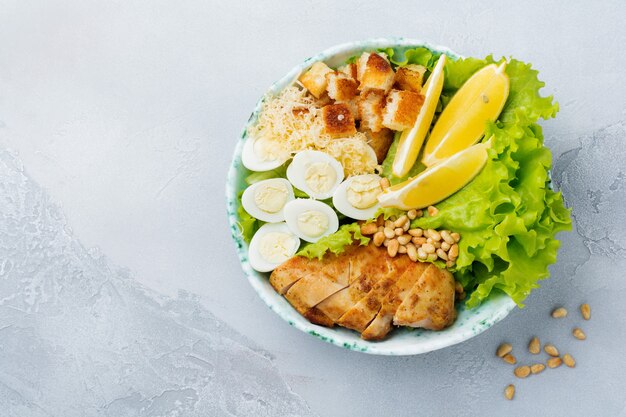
361;128;395;163
382;89;425;131
314;92;334;107
299;62;333;98
395;64;427;92
356;53;395;93
338;63;358;83
357;89;386;132
341;99;359;120
326;71;358;101
322;103;356;138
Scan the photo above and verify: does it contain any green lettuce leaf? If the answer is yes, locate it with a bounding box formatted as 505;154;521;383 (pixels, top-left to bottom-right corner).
297;223;370;260
386;52;571;308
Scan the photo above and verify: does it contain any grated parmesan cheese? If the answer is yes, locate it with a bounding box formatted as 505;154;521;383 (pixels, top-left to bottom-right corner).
247;86;379;176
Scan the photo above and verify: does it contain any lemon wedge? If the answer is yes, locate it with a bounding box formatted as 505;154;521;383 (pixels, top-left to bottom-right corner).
378;141;490;210
391;54;447;178
422;62;509;167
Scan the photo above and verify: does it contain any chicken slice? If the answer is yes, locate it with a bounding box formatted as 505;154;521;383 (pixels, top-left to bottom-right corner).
270;247;352;294
393;265;456;330
284;272;346;316
303;307;335;327
361;262;430;340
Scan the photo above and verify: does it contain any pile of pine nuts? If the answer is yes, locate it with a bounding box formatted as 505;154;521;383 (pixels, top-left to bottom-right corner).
359;210;461;267
498;303;591;400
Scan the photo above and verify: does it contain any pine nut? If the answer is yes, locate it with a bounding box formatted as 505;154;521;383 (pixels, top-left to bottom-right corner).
441;230;455;245
423;243;436;254
426;237;433;244
449;244;459;259
552;307;568;318
437;248;449;260
580;303;590;320
373;231;385;246
380;177;390;189
394;227;404;236
407;209;418;220
504;384;515;400
528;337;540;354
563;353;575;368
387;239;399;257
413;236;427;245
514;365;530;378
385;220;394;229
441;241;451;251
427;253;438;262
544;344;559;357
547;357;562;368
417;247;428;260
383;239;390;247
446;260;455;268
433;240;442;249
503;354;517;365
398;245;407;254
383;227;395;239
360;223;378;235
397;234;412;245
427;205;439;216
378;226;384;233
428;229;442;241
455;282;464;293
407;244;418;262
403;220;411;231
451;232;461;242
408;228;423;237
530;363;545;374
573;328;586;340
394;215;408;228
496;343;512;357
415;209;423;217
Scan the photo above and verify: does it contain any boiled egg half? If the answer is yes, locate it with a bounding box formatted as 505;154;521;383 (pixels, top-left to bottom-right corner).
283;199;339;243
242;136;291;172
248;222;300;272
242;178;295;223
286;150;344;199
333;174;383;220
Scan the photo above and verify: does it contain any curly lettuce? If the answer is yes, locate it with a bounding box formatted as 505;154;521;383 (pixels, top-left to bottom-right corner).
297;223;370;260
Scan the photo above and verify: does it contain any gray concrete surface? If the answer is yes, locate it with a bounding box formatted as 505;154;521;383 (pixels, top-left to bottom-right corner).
0;1;625;416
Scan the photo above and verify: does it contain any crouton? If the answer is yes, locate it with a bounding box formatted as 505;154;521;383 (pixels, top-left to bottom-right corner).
322;103;356;138
326;71;358;101
299;62;333;98
314;92;334;107
382;89;425;131
356;53;395;93
361;128;395;163
341;99;359;120
395;64;427;92
357;89;386;132
338;63;358;83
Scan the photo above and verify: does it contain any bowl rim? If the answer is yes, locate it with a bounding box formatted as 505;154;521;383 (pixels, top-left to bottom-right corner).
226;37;516;355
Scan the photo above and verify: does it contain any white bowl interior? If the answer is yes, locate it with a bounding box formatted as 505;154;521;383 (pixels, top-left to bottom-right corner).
226;38;516;355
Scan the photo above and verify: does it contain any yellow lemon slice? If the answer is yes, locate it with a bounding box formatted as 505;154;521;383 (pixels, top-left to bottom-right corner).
422;62;509;167
391;54;447;178
378;141;490;210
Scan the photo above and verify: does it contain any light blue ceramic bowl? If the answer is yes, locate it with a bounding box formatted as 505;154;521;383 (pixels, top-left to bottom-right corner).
226;38;516;355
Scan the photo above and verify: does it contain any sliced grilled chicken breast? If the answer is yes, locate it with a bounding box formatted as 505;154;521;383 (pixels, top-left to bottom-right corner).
393;265;456;330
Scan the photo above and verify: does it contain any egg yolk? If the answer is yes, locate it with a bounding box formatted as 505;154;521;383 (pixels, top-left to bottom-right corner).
304;162;337;194
258;232;297;263
347;176;382;209
254;183;289;213
297;210;329;237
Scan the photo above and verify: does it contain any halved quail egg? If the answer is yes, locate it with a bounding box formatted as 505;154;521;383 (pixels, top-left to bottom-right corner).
248;222;300;272
283;199;339;243
332;174;383;220
286;150;344;199
241;178;295;222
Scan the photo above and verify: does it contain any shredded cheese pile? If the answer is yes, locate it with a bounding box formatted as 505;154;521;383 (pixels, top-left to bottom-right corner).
247;86;379;176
